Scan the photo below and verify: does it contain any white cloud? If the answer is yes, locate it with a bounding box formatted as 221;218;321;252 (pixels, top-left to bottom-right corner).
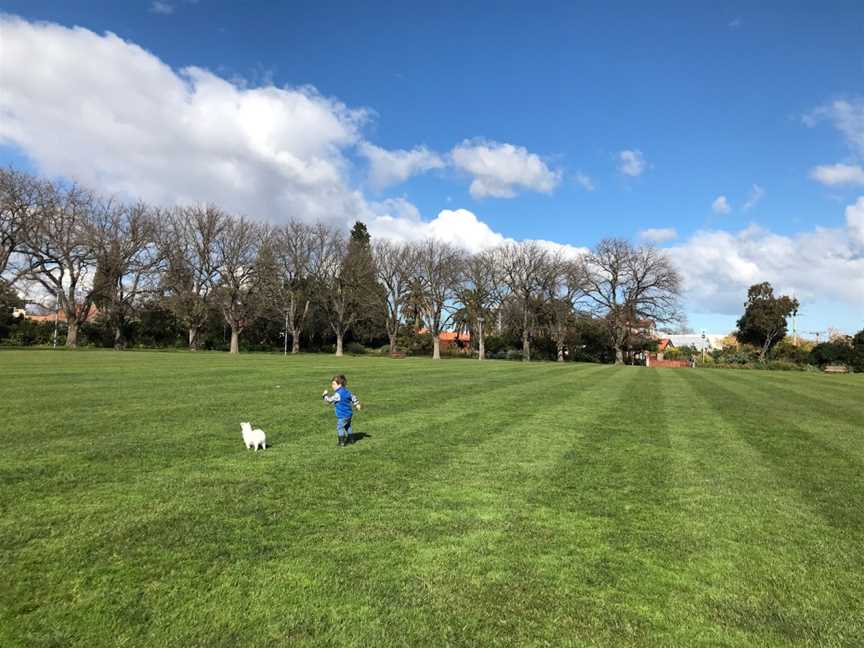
149;2;175;14
728;17;742;29
804;98;864;157
665;205;864;315
0;15;376;226
712;195;731;215
639;228;678;244
358;143;444;189
368;208;508;254
809;163;864;186
530;239;590;260
742;184;765;211
846;196;864;247
450;139;561;199
574;172;595;191
368;208;588;259
617;149;646;177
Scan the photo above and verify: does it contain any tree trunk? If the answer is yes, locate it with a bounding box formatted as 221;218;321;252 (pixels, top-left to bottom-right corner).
615;346;624;364
291;328;300;354
230;327;240;354
478;332;485;361
114;323;125;351
335;333;343;356
66;320;79;349
388;333;397;354
188;327;198;351
432;335;441;360
522;329;530;362
557;341;565;362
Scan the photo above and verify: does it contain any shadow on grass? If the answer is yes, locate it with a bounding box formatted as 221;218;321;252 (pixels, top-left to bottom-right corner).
348;432;371;444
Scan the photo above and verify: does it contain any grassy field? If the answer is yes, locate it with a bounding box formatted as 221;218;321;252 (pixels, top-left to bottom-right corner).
1;350;862;647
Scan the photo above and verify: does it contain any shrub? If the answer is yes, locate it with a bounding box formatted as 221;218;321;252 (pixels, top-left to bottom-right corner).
345;341;366;355
483;335;507;354
761;360;807;371
4;319;57;346
851;329;864;373
810;341;853;367
769;339;811;364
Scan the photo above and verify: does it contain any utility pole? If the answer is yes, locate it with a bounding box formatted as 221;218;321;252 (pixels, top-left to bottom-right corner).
807;331;825;344
791;291;799;347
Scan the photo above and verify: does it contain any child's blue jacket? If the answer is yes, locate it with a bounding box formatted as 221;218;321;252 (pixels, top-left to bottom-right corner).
324;386;355;419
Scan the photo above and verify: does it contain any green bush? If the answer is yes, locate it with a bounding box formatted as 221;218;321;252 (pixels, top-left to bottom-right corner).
345;341;366;355
483;335;507;354
851;330;864;373
810;340;853;367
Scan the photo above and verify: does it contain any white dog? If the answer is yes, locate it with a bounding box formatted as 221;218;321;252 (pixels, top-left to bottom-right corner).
240;422;267;451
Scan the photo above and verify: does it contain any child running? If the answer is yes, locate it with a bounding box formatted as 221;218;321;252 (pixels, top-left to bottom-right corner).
322;374;361;447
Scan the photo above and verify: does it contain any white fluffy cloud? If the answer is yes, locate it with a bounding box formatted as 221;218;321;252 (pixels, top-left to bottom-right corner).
367;207;588;258
368;208;507;254
358;143;445;189
0;16;375;225
712;195;731;214
809;163;864;186
665;206;864;315
450;140;561;199
639;228;678;243
617;149;646;177
847;197;864;247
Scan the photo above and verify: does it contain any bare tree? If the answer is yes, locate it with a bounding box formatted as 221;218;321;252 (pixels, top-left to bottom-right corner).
271;221;320;354
314;230;354;356
18;181;100;348
0;167;43;284
413;239;462;360
213;216;265;354
583;239;682;364
545;257;587;362
453;250;498;360
91;202;163;349
373;239;415;354
495;241;558;362
158;205;226;350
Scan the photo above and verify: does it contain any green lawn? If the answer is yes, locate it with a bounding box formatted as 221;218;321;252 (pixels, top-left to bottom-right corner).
1;350;862;647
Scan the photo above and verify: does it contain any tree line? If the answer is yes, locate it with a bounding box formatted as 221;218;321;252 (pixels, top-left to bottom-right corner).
1;168;683;362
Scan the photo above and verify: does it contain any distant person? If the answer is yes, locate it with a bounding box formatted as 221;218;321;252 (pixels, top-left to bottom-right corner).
322;374;361;447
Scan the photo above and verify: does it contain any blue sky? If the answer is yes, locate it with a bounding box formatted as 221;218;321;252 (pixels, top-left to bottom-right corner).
1;1;862;334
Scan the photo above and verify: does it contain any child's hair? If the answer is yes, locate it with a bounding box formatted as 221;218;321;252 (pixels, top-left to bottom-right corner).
331;374;347;386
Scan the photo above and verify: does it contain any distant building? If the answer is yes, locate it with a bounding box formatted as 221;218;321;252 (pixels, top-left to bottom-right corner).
418;329;471;353
657;333;727;352
25;305;99;323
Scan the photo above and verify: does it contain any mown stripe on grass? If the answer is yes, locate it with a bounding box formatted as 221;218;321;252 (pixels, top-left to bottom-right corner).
688;369;864;531
657;368;864;646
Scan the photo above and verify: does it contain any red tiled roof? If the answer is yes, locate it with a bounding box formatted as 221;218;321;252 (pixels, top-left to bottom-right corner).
26;305;98;323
